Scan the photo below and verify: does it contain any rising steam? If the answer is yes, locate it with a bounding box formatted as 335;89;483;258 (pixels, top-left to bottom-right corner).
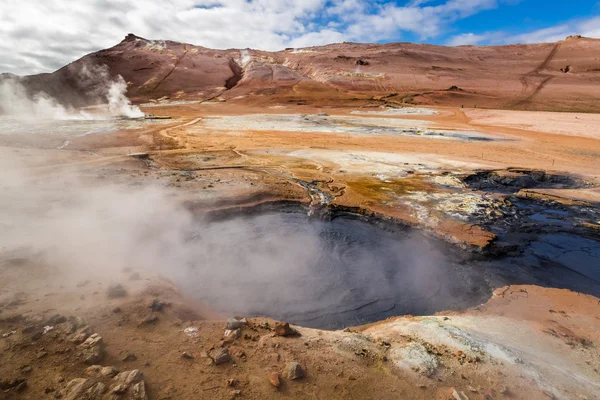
0;64;143;120
106;75;144;118
0;150;462;328
0;78;90;120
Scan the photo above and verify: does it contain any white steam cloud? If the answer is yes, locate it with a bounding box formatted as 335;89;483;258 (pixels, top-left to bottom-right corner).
106;76;144;118
0;149;467;328
0;79;91;120
239;49;252;67
0;64;143;120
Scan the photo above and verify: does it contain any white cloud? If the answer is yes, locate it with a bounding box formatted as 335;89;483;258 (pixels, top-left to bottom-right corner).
446;15;600;47
446;32;490;46
0;0;510;75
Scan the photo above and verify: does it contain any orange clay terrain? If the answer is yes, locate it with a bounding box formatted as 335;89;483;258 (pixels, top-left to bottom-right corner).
1;35;600;400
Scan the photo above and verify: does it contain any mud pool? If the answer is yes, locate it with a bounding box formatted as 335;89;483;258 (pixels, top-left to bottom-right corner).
178;208;600;329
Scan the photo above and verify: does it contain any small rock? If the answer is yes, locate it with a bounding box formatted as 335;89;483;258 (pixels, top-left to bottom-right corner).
21;365;32;374
112;307;122;314
69;326;92;344
452;388;469;400
274;322;300;337
182;352;194;359
45;386;55;393
210;347;232;365
226;378;238;387
269;372;281;388
37;351;48;359
86;365;119;378
225;328;242;339
15;381;27;392
106;284;127;298
140;315;158;325
0;378;26;390
2;330;17;338
110;370;146;399
286;362;305;380
230;389;242;398
149;298;167;312
122;353;137;362
79;333;104;365
226;318;247;330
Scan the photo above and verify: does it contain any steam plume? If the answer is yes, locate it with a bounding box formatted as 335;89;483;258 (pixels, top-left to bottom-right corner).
0;64;143;120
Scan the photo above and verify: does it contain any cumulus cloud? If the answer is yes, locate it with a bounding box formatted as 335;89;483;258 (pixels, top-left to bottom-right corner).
446;15;600;46
1;0;509;75
3;0;597;76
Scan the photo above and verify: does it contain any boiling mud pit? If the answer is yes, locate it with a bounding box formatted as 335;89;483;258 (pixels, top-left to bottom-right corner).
175;209;600;329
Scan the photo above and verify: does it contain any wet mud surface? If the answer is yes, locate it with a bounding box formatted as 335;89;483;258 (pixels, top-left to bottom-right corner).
179;198;600;329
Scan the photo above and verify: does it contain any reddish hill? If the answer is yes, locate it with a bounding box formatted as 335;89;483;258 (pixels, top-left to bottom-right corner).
7;33;600;111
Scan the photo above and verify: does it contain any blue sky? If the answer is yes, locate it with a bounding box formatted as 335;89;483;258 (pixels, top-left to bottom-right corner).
430;0;600;45
2;0;600;74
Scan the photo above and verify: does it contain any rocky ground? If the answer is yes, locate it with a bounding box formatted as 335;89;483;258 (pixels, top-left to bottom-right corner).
1;101;599;399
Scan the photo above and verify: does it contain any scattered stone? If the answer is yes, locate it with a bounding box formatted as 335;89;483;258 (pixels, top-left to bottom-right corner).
452;388;469;400
112;307;122;314
183;327;199;337
15;381;27;392
106;284;127;299
45;386;55;393
182;352;194;359
110;370;147;399
225;328;242;339
274;322;300;337
43;325;54;334
140;315;158;325
149;298;167;312
286;362;305;380
230;389;242;398
79;333;104;365
226;317;247;330
59;378;106;400
226;378;238;387
85;365;119;378
21;365;32;374
37;350;48;359
210;347;232;365
69;326;92;344
122;353;137;362
269;372;281;388
2;330;17;338
0;378;26;390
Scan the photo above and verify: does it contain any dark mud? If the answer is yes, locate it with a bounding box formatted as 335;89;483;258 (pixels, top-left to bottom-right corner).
463;168;590;193
179;197;600;329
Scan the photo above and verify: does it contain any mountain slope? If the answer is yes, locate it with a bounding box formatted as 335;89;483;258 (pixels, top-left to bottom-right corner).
7;34;600;111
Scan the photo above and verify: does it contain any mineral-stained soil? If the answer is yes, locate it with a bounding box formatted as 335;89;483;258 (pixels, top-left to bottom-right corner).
1;35;600;399
6;33;600;112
